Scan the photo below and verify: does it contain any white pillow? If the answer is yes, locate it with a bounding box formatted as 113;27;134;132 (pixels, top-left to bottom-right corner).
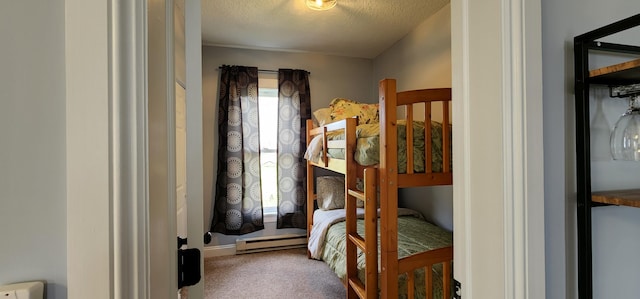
312;108;332;127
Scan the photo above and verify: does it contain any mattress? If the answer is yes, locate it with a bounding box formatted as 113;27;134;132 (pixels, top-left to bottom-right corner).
305;120;450;173
320;214;453;299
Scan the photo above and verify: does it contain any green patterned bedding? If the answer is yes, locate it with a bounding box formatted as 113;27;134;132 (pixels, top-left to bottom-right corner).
325;120;451;173
321;216;453;299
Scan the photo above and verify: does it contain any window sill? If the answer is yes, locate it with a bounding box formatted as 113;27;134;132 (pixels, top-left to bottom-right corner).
264;213;277;223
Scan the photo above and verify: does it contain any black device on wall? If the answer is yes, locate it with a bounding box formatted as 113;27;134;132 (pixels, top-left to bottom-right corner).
574;13;640;299
177;237;202;289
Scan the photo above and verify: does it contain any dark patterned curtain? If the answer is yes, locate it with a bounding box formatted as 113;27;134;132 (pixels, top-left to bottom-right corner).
211;66;264;235
277;69;311;229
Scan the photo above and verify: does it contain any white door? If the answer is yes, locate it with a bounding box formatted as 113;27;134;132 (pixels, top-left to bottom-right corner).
176;1;205;298
174;1;190;298
176;82;189;299
183;1;205;298
176;83;188;241
175;0;188;245
148;0;179;297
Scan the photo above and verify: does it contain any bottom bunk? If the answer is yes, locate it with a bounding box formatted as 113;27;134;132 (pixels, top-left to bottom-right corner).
308;208;453;299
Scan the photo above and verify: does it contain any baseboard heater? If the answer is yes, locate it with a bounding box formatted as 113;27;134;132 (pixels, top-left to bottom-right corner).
235;234;307;254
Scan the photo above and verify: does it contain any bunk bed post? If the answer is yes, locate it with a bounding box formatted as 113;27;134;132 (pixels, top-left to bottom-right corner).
306;119;315;259
379;78;400;299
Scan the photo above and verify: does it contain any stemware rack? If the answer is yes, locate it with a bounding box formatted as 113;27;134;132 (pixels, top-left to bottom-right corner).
574;14;640;299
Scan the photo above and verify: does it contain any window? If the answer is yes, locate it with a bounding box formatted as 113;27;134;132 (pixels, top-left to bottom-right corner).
258;77;279;216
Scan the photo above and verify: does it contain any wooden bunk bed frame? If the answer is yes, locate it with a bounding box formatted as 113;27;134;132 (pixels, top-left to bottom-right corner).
306;78;454;299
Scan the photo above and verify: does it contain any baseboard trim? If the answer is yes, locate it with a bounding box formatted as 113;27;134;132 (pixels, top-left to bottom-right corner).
203;244;236;258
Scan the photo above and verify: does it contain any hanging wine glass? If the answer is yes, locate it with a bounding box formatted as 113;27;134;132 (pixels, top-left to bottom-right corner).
610;94;640;161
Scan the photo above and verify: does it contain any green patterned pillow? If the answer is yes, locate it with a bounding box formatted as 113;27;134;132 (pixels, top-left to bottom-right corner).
317;176;365;209
316;176;345;210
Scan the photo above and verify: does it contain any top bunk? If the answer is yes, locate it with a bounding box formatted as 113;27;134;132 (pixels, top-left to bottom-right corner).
304;78;452;188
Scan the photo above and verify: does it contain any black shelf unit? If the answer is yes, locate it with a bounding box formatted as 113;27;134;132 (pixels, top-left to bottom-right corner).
574;14;640;299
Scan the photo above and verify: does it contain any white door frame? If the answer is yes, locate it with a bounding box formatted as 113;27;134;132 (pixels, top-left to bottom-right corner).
451;0;545;298
66;0;543;298
66;0;202;298
66;0;150;298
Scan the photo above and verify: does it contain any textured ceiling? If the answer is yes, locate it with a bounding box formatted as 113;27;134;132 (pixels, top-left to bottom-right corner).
201;0;450;59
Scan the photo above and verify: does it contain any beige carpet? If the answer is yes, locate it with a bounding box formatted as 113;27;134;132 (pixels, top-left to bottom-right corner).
204;248;346;299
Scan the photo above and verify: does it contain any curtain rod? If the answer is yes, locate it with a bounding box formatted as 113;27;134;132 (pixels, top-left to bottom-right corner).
218;66;310;75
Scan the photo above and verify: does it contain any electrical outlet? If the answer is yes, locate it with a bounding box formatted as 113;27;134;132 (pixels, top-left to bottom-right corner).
453;279;462;299
0;281;44;299
1;290;18;299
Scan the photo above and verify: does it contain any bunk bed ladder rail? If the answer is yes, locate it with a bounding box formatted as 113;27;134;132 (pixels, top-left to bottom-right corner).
345;168;378;299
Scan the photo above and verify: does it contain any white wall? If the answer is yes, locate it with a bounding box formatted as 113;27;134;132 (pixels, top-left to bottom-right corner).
202;46;373;245
542;1;640;298
0;1;67;298
372;4;453;231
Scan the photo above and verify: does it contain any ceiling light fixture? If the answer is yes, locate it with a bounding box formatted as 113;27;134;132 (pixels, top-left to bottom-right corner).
306;0;337;11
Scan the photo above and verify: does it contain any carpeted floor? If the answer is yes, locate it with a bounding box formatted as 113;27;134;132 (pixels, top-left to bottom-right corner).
204;248;346;299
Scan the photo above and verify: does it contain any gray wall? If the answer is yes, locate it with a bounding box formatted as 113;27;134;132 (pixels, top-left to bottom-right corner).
372;4;453;231
202;46;373;245
0;1;67;298
542;1;640;298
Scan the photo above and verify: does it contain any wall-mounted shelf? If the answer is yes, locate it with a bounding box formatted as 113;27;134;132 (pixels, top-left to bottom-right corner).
589;58;640;85
574;13;640;299
592;189;640;208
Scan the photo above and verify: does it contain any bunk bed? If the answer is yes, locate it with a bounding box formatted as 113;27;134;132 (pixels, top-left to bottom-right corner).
305;78;454;299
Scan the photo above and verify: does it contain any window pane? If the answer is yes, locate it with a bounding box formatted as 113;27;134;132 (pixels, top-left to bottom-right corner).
258;89;278;213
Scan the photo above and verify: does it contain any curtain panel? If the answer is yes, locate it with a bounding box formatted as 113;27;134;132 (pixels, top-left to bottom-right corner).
211;66;264;235
276;69;311;229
